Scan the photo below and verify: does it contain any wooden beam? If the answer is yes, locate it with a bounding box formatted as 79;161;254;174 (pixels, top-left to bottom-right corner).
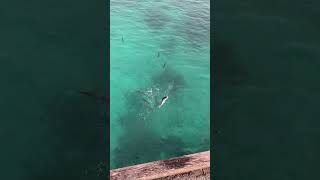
110;151;210;180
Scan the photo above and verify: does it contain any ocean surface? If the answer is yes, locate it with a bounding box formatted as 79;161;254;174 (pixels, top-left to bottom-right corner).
110;0;210;169
214;0;320;179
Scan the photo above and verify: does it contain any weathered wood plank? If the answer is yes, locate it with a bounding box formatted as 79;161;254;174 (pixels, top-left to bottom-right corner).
110;151;210;180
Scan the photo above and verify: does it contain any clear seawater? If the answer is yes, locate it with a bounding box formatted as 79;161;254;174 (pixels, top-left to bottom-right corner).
110;0;210;169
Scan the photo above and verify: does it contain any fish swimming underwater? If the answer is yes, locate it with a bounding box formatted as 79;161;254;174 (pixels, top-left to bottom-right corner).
163;62;166;69
158;96;168;108
78;91;109;104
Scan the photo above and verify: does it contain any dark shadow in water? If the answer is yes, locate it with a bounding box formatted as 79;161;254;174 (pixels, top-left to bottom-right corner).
144;8;171;30
112;69;188;169
151;67;187;93
112;120;163;168
214;1;320;177
160;135;191;157
213;40;250;156
23;92;108;179
0;0;107;178
159;37;178;56
113;124;188;169
214;40;249;87
113;105;189;168
78;90;109;105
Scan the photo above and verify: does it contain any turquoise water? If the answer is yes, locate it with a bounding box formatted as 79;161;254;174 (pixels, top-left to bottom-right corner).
110;0;210;169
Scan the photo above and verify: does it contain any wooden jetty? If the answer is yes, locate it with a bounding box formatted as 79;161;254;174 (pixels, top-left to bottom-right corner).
110;151;210;180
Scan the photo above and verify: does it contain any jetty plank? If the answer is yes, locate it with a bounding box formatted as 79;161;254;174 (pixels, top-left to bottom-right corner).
110;151;210;180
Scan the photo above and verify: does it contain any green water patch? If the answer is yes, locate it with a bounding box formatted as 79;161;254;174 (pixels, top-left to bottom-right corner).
111;0;210;169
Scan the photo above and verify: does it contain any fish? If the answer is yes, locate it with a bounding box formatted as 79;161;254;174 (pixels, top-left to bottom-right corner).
78;90;109;103
158;96;168;108
163;62;166;69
